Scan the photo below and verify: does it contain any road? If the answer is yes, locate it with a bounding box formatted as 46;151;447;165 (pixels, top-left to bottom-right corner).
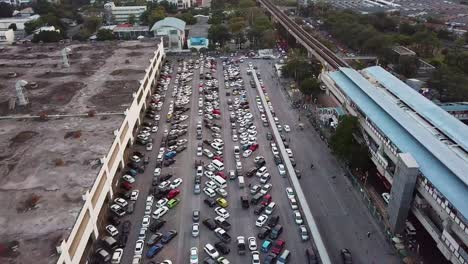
249;58;401;264
118;56;312;264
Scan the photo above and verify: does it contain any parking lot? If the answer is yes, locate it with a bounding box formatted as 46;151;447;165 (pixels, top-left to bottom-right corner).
101;55;317;264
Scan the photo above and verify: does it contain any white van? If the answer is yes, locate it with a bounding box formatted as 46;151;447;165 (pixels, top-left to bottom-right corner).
265;202;276;215
238;176;245;188
212;159;225;171
213;175;227;189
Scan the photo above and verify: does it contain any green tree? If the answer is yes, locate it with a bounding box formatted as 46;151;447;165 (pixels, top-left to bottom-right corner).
395;55;419;77
428;65;468;102
178;12;197;25
83;16;101;32
330;116;372;170
96;29;115;41
24;19;44;35
128;14;136;25
32;30;62;43
0;3;13;17
208;24;231;46
299;77;321;99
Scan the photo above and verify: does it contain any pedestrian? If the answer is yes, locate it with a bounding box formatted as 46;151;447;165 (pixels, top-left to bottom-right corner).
367;231;371;238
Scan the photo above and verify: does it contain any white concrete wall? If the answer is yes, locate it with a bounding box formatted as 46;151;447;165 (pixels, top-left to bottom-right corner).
56;41;165;264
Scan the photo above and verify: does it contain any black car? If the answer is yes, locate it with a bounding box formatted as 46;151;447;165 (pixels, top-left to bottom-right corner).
306;247;318;264
149;219;166;232
160;174;173;181
215;242;230;255
215;217;231;230
147;232;163;246
258;226;271;239
126;202;134;214
108;216;121;226
161;230;177;244
290;158;297;167
240;196;249;209
194;175;201;184
163;159;176;167
267;215;280;228
202;218;217;230
264;253;277;264
254;204;266;215
255;159;266;168
203;257;217;264
152;177;159;186
204;198;216;207
341;248;353;264
246;167;257;178
122;221;131;234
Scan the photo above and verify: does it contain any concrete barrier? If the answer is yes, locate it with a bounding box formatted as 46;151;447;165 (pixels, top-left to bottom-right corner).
252;69;332;264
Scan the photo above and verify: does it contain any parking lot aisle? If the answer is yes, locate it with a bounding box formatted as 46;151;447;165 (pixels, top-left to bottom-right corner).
119;60;178;264
240;61;311;263
216;59;255;264
252;59;400;263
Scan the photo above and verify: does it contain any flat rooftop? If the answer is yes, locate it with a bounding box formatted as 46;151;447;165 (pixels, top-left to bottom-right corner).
0;40;159;263
329;67;468;218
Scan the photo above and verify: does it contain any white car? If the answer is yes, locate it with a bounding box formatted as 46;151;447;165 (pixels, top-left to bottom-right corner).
260;183;272;194
170;178;183;189
248;237;257;251
271;147;279;156
203;187;216;198
214;207;230;218
144;205;152;215
277;125;283;131
285;148;293;158
146;143;153;151
134;240;144;255
158;181;170;189
243;149;253;158
216;188;228;197
196;147;203;156
111;248;123;263
256;214;268;227
114;198;128;208
122;175;135;183
285;187;295;199
204;171;215;180
154;168;162;177
106;225;119;236
142;215;151;228
299;225;309;241
152;206;169;219
192;223;200;237
232;134;238;141
284;125;291;132
289;197;298;210
260;173;271;184
251;251;260;264
130;190;139;201
204;243;220;259
382;192;390;204
293;210;303;224
146;195;154;206
190;247;198;264
278;164;286;176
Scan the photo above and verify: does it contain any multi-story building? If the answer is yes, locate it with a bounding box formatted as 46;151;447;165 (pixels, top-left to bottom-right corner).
103;2;146;24
150;17;186;50
322;66;468;264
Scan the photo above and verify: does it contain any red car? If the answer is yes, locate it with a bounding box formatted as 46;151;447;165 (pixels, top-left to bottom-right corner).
217;171;226;179
121;181;133;190
167;189;180;199
212;109;221;115
213;156;224;162
261;194;272;206
249;144;259;151
271;239;285;255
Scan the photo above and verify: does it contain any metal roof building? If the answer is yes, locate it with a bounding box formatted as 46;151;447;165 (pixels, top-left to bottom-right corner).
325;66;468;264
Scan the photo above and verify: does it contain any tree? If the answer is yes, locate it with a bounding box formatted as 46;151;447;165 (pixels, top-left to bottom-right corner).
208;24;231;46
428;65;468;102
0;3;13;18
128;14;136;25
178;12;197;25
330;116;372;170
299;78;321;99
32;30;62;43
395;56;419;77
24;19;44;35
83;16;101;33
96;29;115;41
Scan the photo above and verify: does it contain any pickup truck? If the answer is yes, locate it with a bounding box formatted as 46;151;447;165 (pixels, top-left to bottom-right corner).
214;227;231;243
214;216;231;230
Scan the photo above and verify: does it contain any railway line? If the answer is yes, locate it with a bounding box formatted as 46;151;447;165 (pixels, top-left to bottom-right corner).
258;0;348;70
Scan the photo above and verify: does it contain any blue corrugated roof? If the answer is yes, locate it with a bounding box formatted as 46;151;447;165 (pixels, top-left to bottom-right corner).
364;66;468;152
329;69;468;218
438;102;468;112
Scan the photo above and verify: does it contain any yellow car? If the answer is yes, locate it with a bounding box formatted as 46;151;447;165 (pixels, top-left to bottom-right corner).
216;198;229;208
